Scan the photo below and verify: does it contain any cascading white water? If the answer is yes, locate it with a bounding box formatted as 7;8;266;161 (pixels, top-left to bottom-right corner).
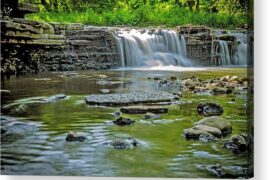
216;40;231;65
232;33;248;65
114;29;191;67
213;32;247;66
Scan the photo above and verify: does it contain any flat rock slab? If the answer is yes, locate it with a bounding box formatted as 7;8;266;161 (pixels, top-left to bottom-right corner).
85;91;176;106
120;106;168;114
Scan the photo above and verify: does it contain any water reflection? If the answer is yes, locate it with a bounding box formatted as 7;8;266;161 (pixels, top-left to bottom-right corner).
1;68;250;177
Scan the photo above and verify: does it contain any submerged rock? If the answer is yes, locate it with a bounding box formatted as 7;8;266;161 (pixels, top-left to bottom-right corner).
112;111;122;117
198;163;251;178
224;133;251;153
2;94;68;115
65;132;87;142
9;104;29;115
202;164;226;177
157;79;180;87
199;133;217;142
144;112;160;119
120;106;168;114
113;117;135;126
197;102;224;116
85;91;176;106
44;94;67;103
109;137;138;150
195;116;232;136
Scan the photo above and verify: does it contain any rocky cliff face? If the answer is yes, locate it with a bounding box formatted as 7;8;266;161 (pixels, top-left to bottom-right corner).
176;25;244;66
1;18;118;79
177;26;212;64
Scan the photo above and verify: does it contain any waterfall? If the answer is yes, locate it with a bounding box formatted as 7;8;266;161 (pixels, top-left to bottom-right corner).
217;40;231;65
114;29;191;67
233;33;248;65
114;36;125;67
212;32;247;66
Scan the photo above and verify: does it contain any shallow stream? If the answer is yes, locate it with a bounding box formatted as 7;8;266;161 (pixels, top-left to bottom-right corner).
1;67;252;178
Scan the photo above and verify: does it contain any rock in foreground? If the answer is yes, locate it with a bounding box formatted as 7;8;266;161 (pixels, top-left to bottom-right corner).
183;116;232;141
195;116;232;136
224;133;252;154
85;91;176;106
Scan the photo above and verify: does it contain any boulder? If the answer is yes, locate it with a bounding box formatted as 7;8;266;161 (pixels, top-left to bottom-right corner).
197;102;224;116
120;106;168;114
183;127;211;140
224;133;250;153
195;116;232;136
193;124;222;137
113;117;135;126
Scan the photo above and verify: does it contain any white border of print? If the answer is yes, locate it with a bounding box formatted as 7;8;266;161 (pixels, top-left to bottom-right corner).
2;0;270;180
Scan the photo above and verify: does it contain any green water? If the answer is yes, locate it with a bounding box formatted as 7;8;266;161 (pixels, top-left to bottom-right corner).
1;68;252;177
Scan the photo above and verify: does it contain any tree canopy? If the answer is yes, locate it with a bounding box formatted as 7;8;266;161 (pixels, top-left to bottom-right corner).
14;0;249;28
19;0;248;15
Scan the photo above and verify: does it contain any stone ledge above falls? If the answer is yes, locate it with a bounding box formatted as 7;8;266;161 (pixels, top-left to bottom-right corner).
1;18;118;79
0;18;85;46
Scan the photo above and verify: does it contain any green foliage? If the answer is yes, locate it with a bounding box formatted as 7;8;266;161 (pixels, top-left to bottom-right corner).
24;0;248;28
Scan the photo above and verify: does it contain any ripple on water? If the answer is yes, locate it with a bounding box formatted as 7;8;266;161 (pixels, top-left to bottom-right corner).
193;151;224;160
